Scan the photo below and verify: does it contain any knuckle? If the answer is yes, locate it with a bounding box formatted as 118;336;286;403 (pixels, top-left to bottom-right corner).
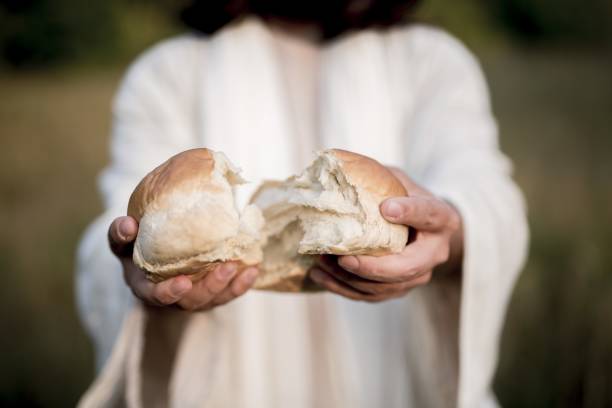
385;283;405;295
231;281;248;297
402;264;419;278
371;283;397;296
398;201;411;219
206;284;223;298
205;279;227;296
395;284;411;294
409;269;422;279
347;292;367;301
153;290;173;306
178;299;199;311
353;282;377;295
426;209;440;229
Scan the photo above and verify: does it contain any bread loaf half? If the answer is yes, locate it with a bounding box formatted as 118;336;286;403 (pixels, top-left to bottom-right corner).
127;148;264;283
251;149;408;291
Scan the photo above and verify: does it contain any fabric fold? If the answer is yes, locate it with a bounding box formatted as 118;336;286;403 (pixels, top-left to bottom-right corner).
76;17;527;408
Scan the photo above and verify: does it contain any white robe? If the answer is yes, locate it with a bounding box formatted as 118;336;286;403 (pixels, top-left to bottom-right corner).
76;17;528;408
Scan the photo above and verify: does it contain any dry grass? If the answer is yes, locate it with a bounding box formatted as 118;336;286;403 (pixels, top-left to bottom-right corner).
485;49;612;407
0;68;121;406
0;48;610;406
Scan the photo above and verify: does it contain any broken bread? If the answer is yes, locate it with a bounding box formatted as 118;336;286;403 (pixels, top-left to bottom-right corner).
127;148;264;283
127;148;408;291
251;149;408;291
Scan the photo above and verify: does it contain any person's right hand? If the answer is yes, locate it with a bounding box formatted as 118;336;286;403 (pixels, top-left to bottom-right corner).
108;216;259;311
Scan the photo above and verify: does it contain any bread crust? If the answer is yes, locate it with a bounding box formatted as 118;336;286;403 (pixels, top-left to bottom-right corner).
127;148;408;291
330;149;407;198
252;149;409;292
128;148;262;282
128;149;217;221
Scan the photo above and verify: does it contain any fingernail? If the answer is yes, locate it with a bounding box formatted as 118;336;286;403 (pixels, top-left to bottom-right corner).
118;218;131;240
217;263;237;279
171;278;191;296
383;200;402;218
338;256;359;272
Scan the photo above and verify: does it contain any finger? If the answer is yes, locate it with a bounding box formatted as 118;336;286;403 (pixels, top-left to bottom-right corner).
319;258;410;296
337;237;445;283
212;267;259;307
151;276;193;305
309;268;371;301
177;263;238;311
320;256;430;295
310;268;410;302
318;256;388;290
109;216;138;258
124;263;192;306
380;196;452;231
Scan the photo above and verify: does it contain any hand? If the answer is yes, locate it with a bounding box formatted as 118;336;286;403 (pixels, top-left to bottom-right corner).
309;168;463;302
108;216;259;311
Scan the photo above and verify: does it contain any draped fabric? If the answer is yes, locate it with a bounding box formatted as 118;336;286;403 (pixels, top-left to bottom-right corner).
76;18;528;408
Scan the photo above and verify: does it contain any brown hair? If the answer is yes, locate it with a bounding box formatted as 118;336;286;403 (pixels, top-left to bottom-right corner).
180;0;421;40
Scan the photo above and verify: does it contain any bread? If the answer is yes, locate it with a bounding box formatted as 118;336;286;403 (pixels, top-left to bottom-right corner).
251;149;408;291
127;148;264;283
128;148;407;290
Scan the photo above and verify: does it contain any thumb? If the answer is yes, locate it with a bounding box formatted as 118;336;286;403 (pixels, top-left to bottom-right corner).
108;216;138;258
380;198;404;222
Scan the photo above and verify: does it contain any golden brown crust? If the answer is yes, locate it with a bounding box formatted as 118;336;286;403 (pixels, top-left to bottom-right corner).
268;275;322;292
330;149;407;199
145;261;221;283
145;261;255;284
127;148;216;221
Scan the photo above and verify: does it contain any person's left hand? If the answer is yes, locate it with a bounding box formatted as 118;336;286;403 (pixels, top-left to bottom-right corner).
309;168;463;302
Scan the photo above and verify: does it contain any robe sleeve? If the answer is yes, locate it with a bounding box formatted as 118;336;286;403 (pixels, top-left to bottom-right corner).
75;36;201;370
406;28;529;408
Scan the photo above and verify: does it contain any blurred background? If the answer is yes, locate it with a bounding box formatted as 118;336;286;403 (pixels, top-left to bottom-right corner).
0;0;611;406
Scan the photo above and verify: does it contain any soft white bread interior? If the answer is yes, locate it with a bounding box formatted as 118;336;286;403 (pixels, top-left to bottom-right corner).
128;148;264;283
251;149;408;291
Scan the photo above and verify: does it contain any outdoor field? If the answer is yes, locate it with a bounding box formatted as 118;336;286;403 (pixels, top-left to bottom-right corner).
1;1;611;406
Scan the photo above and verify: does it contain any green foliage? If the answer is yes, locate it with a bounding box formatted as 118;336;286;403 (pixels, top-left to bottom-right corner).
414;0;508;50
416;0;612;48
0;0;182;69
484;51;612;407
0;0;119;67
486;0;612;44
2;0;611;68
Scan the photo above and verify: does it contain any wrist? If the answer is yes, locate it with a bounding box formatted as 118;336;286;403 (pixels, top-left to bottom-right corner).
435;202;464;278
